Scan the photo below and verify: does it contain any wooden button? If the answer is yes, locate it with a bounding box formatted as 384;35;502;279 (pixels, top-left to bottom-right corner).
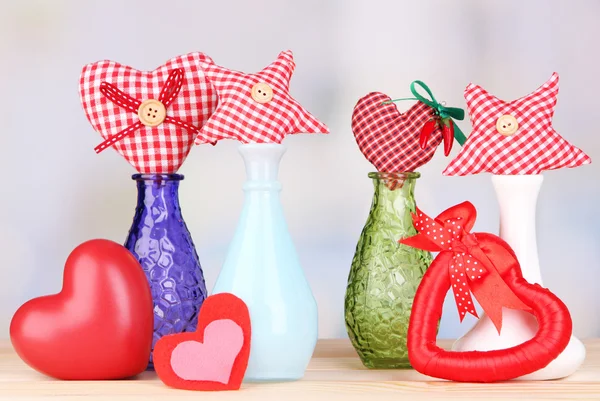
251;83;273;104
138;99;166;127
496;114;519;136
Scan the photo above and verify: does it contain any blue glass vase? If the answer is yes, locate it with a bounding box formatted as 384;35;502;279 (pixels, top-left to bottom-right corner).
212;144;318;382
125;174;207;367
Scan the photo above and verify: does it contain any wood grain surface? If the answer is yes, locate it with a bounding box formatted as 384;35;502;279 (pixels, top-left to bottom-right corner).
0;339;598;400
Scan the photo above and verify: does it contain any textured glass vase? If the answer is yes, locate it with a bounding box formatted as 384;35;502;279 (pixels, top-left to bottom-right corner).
345;172;433;369
212;143;318;382
125;174;207;367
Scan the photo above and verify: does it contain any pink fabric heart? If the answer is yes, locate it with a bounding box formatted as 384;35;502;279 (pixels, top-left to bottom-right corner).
170;319;244;384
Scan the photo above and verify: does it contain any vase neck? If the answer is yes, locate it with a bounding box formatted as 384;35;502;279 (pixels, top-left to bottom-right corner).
368;175;418;239
239;144;286;191
371;174;417;215
373;181;416;210
133;174;183;213
492;175;543;284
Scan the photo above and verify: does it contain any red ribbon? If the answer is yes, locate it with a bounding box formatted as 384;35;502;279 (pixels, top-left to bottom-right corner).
94;69;199;154
400;203;531;333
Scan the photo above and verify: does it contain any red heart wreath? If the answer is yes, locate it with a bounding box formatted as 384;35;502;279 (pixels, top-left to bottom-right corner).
400;202;572;382
79;53;218;174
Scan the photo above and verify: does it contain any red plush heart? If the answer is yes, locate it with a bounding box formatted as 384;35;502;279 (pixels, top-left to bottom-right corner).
406;231;572;382
154;293;251;391
352;92;443;172
10;239;153;380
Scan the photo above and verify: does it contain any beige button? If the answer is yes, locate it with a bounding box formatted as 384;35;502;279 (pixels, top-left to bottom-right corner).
251;82;274;104
496;114;519;136
138;99;166;127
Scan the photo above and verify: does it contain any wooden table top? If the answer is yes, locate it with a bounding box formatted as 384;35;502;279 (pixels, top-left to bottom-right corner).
0;339;598;400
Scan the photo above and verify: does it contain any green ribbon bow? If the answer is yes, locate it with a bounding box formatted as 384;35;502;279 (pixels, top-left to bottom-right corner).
385;80;467;146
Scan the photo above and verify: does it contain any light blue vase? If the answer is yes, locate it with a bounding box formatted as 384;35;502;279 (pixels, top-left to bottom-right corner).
212;143;318;382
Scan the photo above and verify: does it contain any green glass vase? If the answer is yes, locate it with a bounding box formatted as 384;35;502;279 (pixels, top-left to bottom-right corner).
345;172;433;369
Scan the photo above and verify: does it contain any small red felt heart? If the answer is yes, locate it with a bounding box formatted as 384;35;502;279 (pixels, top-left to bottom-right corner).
407;233;572;382
154;293;251;391
10;240;153;380
352;92;443;172
79;53;218;174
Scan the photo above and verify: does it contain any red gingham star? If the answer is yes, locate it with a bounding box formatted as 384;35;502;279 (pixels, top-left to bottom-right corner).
80;53;218;174
443;73;591;176
194;50;329;144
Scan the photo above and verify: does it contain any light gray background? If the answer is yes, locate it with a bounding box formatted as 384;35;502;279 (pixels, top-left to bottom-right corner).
1;0;598;340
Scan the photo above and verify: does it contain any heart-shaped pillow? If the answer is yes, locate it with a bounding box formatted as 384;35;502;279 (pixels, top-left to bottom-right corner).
352;92;443;172
154;293;251;391
10;239;153;380
79;52;218;174
400;203;572;382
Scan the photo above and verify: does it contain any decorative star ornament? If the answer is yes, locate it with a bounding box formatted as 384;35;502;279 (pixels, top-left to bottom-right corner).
195;50;329;144
443;73;591;176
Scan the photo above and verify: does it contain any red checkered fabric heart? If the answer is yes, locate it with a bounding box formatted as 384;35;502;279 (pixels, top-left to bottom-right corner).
352;92;443;172
194;50;329;144
79;53;218;174
444;73;591;176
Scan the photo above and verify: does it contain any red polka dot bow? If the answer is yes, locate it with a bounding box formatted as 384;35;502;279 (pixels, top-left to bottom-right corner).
194;50;329;144
401;202;530;332
444;73;591;175
79;53;218;174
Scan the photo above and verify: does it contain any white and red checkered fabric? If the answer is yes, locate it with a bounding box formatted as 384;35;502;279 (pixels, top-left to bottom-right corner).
80;53;218;174
443;73;591;176
352;92;442;172
194;50;329;144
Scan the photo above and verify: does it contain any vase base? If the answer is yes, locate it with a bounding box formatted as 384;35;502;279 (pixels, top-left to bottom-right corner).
452;310;586;380
244;375;303;383
516;336;586;380
360;357;411;369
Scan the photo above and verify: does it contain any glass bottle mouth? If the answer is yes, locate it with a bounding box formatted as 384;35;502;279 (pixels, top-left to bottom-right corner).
132;174;184;182
368;172;420;180
369;172;419;190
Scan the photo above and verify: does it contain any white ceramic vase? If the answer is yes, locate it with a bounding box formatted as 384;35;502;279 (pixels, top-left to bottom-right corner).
212;144;318;382
452;174;585;380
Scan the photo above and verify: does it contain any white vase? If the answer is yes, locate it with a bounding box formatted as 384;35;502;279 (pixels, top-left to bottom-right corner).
452;174;585;380
212;144;318;382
